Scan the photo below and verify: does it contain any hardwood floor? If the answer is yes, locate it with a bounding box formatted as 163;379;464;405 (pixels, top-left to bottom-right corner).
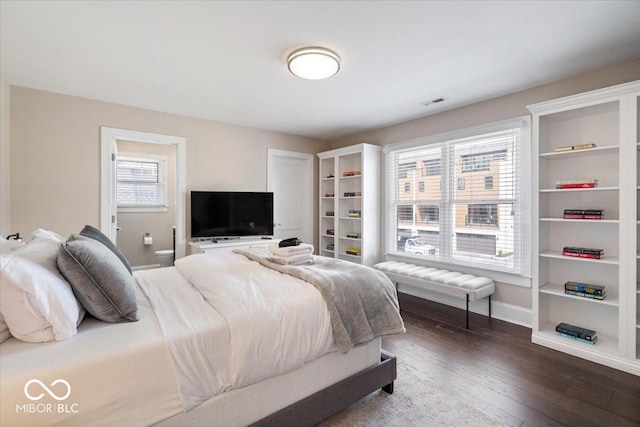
326;293;640;426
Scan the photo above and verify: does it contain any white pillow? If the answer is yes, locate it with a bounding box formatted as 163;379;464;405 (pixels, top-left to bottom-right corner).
0;236;23;254
0;313;11;343
0;231;84;342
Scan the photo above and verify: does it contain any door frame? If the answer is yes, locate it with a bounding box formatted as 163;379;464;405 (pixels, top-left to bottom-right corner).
267;149;314;245
100;127;187;259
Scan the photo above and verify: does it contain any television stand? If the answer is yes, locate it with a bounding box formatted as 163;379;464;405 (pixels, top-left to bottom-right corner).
188;238;278;256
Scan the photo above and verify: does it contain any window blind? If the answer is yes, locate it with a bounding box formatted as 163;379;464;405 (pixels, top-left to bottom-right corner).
384;117;530;276
116;157;166;208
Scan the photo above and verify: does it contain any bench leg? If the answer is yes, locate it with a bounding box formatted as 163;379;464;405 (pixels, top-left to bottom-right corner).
466;294;469;329
488;295;492;319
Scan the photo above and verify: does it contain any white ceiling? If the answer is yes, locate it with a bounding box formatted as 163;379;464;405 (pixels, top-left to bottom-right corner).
2;1;640;141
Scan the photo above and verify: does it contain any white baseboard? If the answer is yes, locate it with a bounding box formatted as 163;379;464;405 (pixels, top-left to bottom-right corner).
398;283;532;329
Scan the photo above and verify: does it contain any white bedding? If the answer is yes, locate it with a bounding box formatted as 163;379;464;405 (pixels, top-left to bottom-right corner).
0;283;183;427
0;252;340;426
138;251;335;410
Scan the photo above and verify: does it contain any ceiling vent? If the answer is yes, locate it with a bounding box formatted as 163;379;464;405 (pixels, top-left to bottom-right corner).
421;97;445;107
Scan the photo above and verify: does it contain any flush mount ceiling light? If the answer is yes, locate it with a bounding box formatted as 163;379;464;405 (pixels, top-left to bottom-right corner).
287;47;340;80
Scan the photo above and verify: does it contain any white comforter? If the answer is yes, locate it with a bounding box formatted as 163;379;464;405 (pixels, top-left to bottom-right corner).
136;251;335;411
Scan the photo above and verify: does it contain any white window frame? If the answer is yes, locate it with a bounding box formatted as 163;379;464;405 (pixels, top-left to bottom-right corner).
116;152;169;213
384;116;532;287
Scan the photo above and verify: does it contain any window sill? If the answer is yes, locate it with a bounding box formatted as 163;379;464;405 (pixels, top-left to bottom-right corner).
384;253;532;288
118;207;169;213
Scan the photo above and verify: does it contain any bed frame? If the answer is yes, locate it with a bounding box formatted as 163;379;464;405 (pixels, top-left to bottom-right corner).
253;350;396;427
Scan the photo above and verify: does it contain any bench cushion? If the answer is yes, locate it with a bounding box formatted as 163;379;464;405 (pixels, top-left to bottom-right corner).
374;261;495;302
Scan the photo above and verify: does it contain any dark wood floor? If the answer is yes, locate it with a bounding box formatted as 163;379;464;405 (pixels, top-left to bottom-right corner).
381;293;640;426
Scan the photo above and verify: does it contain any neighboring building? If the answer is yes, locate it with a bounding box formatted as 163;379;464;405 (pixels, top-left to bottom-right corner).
397;142;514;257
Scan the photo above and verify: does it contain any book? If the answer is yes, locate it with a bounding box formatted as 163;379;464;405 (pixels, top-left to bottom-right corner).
554;145;575;152
346;232;361;239
562;209;604;219
573;143;597;150
553;143;597;152
346;247;361;255
326;229;334;236
556;322;597;341
562;251;602;259
564;281;605;295
342;170;361;177
325;192;334;197
562;247;604;255
564;290;606;300
325;210;334;217
556;331;598;345
562;214;602;220
556;182;597;189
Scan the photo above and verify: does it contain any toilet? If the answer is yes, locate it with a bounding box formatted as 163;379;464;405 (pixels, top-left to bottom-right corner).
154;249;174;267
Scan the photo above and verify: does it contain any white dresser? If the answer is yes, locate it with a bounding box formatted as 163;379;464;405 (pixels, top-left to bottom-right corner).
188;238;276;256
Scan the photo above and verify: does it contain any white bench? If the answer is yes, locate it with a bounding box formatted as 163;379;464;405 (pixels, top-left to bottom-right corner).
374;261;495;329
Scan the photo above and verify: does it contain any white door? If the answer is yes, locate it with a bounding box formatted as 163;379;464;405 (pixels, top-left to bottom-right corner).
267;149;313;245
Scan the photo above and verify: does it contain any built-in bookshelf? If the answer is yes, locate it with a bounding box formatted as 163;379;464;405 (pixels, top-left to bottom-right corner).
529;80;640;376
317;144;380;266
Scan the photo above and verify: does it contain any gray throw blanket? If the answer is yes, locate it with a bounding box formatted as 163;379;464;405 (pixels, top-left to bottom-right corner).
233;248;405;353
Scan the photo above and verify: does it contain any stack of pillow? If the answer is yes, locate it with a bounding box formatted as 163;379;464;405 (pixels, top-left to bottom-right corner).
0;225;137;344
267;241;314;266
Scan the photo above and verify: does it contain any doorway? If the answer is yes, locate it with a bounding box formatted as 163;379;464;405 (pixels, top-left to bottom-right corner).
267;149;313;245
100;127;186;261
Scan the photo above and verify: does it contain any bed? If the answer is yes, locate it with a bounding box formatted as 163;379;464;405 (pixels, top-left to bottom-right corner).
0;231;404;427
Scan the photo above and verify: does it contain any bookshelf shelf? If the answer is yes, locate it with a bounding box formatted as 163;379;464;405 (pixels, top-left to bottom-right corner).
339;217;361;220
539;251;619;265
536;323;619;357
539;145;619;160
530;80;640;375
539;186;619;193
539;218;619;224
539;283;619;307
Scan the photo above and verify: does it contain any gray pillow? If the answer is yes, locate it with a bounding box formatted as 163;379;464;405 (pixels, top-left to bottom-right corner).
79;225;132;274
57;236;138;323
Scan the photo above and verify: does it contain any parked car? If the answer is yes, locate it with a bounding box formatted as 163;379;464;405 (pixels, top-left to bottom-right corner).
404;238;436;255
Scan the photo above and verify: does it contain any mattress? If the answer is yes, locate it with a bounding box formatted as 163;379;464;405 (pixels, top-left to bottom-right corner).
0;282;183;427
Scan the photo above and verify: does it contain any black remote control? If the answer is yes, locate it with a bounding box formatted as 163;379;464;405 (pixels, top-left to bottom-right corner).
279;237;301;247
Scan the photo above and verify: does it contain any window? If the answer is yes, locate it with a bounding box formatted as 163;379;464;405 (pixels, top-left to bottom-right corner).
418;181;425;192
404;182;410;193
484;175;494;189
116;153;168;211
384;117;530;280
466;204;498;226
422;159;441;176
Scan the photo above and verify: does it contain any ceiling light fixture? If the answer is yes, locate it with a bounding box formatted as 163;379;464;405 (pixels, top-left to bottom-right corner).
287;47;340;80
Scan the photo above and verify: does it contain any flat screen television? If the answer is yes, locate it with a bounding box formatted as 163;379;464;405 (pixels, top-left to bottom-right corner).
190;191;274;239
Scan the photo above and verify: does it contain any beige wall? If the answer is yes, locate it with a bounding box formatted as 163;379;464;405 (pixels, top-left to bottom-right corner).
10;87;330;249
331;59;640;310
0;74;10;237
116;140;177;267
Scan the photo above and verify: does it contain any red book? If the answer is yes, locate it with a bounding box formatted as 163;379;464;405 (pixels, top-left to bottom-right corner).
562;251;602;259
556;183;596;189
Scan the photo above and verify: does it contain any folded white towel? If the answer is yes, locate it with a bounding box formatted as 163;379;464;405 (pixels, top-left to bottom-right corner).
270;253;314;265
268;242;314;257
271;257;315;266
